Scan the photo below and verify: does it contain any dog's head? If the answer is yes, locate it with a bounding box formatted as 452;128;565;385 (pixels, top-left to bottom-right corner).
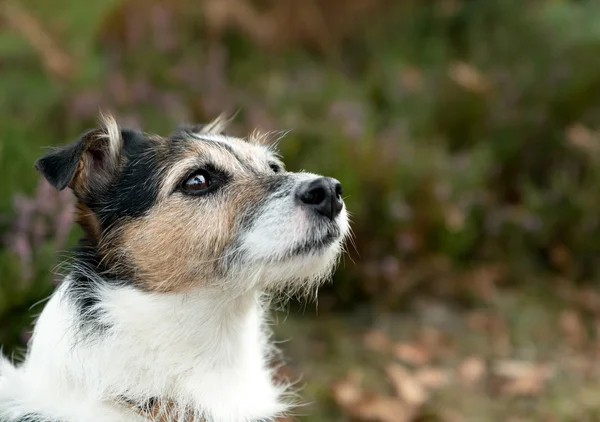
35;114;349;295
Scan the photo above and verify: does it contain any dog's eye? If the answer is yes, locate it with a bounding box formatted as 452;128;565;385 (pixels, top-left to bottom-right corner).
269;163;282;173
181;170;212;193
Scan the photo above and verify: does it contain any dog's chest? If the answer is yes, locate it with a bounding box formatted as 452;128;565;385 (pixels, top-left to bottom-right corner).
124;397;197;422
124;397;271;422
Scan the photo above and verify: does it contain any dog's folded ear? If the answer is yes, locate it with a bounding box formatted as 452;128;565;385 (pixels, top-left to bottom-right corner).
35;138;86;191
35;114;124;196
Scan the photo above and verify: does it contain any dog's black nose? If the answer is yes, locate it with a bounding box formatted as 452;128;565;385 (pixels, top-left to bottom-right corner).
296;177;343;220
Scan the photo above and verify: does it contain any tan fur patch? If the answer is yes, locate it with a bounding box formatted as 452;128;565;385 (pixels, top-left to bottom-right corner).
75;202;101;245
101;137;277;292
112;179;267;292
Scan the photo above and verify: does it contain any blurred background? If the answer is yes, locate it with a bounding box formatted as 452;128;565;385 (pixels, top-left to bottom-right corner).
3;0;600;420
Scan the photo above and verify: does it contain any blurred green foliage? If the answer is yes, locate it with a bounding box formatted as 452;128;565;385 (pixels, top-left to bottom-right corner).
2;0;600;354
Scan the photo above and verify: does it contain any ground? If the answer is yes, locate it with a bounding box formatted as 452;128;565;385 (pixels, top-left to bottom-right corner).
274;287;600;421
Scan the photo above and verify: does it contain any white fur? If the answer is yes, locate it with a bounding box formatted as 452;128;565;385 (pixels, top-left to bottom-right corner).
0;280;289;422
0;203;348;422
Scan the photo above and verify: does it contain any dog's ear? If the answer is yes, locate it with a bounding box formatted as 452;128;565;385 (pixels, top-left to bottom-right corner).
35;114;124;196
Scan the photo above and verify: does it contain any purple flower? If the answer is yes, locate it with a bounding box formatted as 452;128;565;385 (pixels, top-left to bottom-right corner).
3;177;75;282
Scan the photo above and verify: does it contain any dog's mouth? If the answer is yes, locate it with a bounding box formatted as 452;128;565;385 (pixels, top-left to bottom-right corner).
287;226;341;257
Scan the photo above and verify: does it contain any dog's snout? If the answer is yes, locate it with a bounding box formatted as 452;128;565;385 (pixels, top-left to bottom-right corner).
296;177;343;220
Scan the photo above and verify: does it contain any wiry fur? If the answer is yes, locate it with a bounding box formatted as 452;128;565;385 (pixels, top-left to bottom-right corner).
0;113;349;422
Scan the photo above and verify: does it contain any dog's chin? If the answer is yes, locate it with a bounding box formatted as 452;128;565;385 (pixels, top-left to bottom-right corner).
254;234;344;297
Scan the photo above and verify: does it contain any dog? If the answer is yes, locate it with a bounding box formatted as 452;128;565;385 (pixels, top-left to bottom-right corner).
0;113;349;422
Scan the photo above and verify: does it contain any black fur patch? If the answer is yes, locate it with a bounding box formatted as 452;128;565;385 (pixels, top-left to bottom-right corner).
91;129;161;230
34;135;88;191
65;243;118;331
13;413;61;422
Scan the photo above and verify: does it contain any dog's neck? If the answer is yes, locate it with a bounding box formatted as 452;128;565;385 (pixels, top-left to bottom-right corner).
24;276;288;421
97;283;264;366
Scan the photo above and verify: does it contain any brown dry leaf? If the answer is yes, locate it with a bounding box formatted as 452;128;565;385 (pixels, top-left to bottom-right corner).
418;327;447;352
332;371;364;408
457;357;486;385
448;62;489;93
400;66;422;92
501;372;550;396
333;370;415;422
332;380;363;408
354;396;414;422
558;309;586;347
414;367;451;390
445;206;465;231
576;287;600;314
466;311;490;331
487;315;512;357
436;0;461;17
465;266;505;301
494;360;554;396
386;364;428;405
594;321;600;349
566;124;600;154
549;244;571;271
364;329;393;354
393;343;430;366
440;409;466;422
